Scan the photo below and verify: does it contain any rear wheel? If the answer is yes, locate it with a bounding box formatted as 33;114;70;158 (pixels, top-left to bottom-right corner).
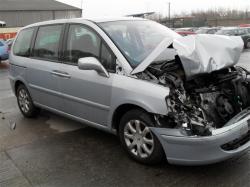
16;84;39;118
119;109;165;164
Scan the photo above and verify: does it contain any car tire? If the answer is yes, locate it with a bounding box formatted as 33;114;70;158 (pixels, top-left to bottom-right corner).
119;109;165;165
16;84;39;118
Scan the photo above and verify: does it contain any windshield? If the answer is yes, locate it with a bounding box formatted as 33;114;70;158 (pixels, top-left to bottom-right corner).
99;20;180;68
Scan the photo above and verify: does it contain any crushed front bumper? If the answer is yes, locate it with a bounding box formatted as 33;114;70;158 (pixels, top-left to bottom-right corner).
151;108;250;165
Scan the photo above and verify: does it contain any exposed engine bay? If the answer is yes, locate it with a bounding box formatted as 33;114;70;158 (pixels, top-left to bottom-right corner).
137;56;250;136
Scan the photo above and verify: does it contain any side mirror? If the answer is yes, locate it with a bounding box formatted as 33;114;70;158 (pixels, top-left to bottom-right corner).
78;57;109;78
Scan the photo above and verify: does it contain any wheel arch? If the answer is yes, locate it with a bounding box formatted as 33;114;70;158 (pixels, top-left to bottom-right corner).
14;79;29;96
111;103;154;133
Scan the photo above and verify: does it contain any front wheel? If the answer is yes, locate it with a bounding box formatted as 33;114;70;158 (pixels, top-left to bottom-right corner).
119;109;165;164
16;84;39;118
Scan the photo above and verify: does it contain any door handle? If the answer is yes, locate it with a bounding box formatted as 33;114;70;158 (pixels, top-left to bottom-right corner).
51;70;71;79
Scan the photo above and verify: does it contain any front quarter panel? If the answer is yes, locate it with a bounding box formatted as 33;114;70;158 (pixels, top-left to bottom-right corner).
108;74;170;128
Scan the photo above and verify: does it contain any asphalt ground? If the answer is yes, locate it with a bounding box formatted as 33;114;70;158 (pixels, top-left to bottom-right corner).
0;50;250;187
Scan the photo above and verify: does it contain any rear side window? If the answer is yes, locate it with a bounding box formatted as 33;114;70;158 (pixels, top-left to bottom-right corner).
33;25;62;61
13;28;34;57
0;41;3;46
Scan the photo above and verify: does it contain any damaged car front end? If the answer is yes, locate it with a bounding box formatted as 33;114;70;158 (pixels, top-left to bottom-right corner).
100;20;250;165
132;33;250;165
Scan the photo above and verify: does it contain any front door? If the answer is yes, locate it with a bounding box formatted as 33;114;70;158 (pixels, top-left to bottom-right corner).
58;24;117;126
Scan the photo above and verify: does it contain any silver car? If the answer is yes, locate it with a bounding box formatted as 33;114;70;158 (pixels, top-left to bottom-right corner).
9;18;250;165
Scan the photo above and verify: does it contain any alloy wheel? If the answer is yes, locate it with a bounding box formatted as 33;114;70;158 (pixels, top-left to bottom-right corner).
18;88;31;114
124;120;154;158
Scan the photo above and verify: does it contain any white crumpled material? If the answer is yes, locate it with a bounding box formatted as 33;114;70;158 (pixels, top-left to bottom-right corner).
173;34;244;79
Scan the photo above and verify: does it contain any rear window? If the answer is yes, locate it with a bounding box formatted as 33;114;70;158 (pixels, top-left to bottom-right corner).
13;28;34;57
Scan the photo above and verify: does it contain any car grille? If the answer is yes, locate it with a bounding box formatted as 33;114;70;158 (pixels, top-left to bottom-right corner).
221;131;250;151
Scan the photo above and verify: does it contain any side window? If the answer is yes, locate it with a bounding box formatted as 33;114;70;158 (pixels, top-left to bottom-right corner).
65;24;101;64
13;28;34;57
100;43;116;72
33;25;62;61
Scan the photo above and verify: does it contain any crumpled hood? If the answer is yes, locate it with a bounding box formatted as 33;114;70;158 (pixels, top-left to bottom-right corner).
131;34;244;79
173;34;244;79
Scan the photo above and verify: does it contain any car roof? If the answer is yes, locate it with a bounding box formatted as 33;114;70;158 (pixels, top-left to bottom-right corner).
22;17;146;29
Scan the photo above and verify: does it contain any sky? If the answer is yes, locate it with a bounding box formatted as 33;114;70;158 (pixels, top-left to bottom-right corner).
58;0;250;17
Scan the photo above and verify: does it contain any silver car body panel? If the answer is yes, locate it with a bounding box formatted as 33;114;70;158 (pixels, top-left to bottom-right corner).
173;34;244;79
9;18;250;165
107;74;170;127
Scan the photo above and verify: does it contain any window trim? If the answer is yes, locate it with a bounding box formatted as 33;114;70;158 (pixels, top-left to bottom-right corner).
30;23;65;63
13;27;36;57
100;40;116;73
62;23;117;73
